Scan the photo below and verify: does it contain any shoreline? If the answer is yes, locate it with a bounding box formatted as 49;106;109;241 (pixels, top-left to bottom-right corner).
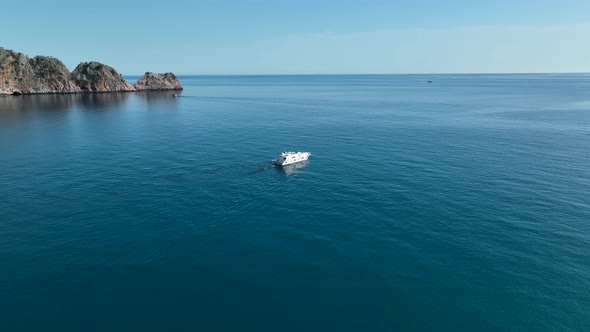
1;89;181;97
0;47;183;96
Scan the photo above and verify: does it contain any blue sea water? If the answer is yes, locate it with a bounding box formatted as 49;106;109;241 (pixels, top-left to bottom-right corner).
1;74;589;331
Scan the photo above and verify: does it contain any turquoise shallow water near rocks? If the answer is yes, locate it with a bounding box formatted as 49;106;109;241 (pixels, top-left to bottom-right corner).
1;74;589;331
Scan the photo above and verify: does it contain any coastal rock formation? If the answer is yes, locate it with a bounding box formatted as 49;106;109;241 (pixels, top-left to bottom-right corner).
134;72;183;91
29;56;82;93
71;62;135;92
0;47;182;95
0;47;81;94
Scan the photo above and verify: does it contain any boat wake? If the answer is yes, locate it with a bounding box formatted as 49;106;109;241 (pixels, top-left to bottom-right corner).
255;161;279;173
201;157;311;178
202;161;277;178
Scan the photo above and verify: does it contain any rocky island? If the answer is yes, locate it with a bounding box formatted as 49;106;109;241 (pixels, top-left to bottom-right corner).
0;47;182;95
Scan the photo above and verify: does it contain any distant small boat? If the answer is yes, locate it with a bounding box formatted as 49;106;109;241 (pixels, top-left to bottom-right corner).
172;93;178;97
273;151;311;166
427;80;433;83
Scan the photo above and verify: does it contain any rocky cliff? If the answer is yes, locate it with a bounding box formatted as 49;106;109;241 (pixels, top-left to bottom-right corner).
0;47;81;94
71;62;135;92
134;72;183;91
29;56;82;93
0;47;182;95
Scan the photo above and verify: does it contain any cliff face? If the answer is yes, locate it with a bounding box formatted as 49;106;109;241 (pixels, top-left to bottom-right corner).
29;56;82;93
0;48;81;94
71;62;135;92
134;72;183;91
0;47;182;95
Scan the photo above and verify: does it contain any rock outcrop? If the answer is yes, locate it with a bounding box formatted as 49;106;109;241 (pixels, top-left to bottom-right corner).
71;62;135;92
0;47;182;95
134;72;183;91
0;47;81;94
29;56;82;93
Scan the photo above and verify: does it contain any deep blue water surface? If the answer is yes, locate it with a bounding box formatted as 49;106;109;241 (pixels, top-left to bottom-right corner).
1;74;590;331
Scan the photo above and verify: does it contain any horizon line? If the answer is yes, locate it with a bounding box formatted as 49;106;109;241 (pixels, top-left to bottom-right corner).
124;72;590;77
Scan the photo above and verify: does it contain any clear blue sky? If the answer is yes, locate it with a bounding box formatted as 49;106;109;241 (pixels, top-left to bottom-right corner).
2;0;590;74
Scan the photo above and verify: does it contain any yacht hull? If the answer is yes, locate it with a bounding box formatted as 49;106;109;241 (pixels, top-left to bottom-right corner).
273;151;311;166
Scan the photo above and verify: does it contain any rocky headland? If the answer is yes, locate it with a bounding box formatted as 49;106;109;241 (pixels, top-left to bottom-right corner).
71;62;136;92
134;72;183;91
0;47;182;95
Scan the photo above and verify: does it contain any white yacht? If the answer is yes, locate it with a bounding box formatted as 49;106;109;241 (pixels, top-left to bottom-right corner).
273;151;311;166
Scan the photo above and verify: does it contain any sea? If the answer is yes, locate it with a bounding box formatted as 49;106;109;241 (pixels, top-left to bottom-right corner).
1;74;589;331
